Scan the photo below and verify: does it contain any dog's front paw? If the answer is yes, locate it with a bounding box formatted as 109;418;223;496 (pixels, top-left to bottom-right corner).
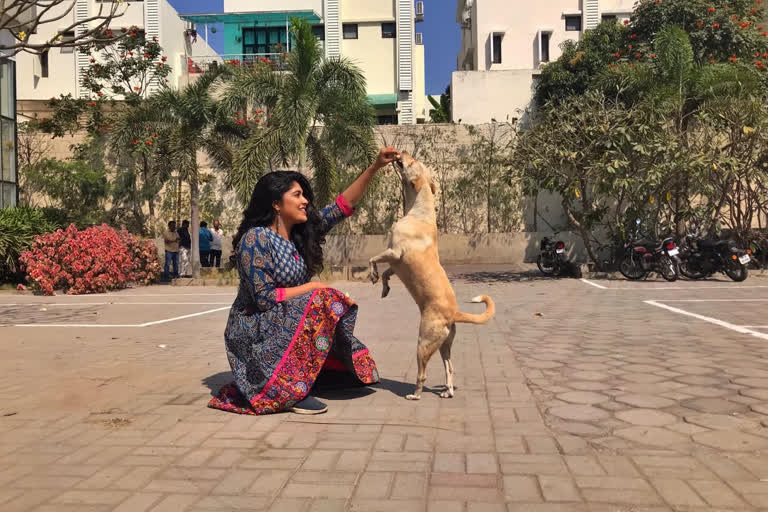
381;284;390;298
405;393;421;401
439;389;455;398
367;271;379;284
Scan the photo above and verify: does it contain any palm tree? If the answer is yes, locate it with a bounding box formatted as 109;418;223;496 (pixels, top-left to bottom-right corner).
220;18;376;206
112;68;244;277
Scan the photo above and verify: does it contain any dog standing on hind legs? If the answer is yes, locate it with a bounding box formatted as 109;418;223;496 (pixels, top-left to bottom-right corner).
367;151;495;400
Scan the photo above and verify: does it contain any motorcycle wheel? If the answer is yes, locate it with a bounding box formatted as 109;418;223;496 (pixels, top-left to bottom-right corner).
619;253;646;280
537;253;555;276
724;260;748;282
679;259;706;280
659;256;679;282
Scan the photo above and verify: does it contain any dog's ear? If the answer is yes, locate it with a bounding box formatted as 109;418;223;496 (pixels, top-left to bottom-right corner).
410;176;424;192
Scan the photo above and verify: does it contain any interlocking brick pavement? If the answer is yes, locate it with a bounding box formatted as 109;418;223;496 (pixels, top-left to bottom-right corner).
1;268;767;511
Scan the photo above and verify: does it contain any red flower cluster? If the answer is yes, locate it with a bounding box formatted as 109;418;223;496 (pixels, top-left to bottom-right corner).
19;225;160;295
116;230;161;286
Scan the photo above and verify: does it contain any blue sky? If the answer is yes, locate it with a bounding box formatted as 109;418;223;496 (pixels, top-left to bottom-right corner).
167;0;458;95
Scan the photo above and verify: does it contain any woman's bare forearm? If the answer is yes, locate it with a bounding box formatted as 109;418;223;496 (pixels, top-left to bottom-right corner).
281;281;324;300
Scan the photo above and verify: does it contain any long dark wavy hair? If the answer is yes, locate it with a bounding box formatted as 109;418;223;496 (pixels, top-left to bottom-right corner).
231;171;325;276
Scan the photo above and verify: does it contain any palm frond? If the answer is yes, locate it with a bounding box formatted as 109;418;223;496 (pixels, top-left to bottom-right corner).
654;26;694;88
694;63;763;101
288;18;323;85
229;127;283;203
316;57;369;99
219;65;284;116
306;131;335;205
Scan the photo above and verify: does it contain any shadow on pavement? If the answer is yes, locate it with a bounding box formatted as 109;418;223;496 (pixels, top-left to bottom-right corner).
201;371;232;397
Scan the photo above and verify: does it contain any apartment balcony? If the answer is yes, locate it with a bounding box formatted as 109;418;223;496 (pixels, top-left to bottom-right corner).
185;53;289;76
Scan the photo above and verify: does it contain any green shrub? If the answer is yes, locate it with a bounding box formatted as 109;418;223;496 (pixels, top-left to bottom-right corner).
0;207;62;282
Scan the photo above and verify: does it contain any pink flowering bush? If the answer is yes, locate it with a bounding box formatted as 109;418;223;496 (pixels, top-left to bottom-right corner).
117;229;162;286
19;224;160;295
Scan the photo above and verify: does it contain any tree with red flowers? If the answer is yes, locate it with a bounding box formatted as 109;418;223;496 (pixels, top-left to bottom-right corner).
34;27;174;234
630;0;768;66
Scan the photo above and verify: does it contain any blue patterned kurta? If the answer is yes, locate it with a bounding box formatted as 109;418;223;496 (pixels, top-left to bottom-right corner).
209;196;379;415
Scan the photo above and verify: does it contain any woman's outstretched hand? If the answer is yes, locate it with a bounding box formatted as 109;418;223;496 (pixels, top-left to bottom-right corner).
373;146;400;170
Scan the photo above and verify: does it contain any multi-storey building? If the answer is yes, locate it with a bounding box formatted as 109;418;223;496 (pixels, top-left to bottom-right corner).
181;0;427;124
16;0;216;120
0;3;31;208
452;0;635;124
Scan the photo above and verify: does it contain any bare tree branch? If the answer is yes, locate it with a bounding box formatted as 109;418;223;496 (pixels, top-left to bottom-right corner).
0;0;126;56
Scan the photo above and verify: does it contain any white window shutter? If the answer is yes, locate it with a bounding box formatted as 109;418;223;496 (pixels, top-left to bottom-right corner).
145;0;161;92
324;0;341;58
396;0;413;91
584;0;599;30
75;0;90;97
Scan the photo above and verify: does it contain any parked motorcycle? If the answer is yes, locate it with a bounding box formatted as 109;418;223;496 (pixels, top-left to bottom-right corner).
537;235;569;276
679;233;751;282
619;219;681;281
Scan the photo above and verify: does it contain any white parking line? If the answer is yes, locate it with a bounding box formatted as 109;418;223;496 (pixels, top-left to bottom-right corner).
0;302;231;306
7;306;231;328
5;292;237;298
579;279;768;291
656;299;768;302
644;300;768;341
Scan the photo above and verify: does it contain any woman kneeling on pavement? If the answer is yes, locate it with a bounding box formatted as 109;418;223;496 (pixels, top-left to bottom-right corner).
209;147;400;415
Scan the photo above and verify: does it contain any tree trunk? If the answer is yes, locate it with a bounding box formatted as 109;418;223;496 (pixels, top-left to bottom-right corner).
142;155;155;219
176;173;183;225
189;157;201;279
565;204;599;270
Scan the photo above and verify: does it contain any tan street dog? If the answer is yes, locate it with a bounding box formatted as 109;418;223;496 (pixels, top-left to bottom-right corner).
367;151;495;400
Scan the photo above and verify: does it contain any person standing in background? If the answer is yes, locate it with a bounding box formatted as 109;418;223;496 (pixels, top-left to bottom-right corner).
210;220;224;268
163;221;180;280
178;220;192;277
199;221;214;267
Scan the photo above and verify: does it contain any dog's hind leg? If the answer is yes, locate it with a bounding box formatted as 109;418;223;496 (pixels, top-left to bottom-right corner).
439;325;457;398
406;321;448;401
368;248;401;284
381;267;395;298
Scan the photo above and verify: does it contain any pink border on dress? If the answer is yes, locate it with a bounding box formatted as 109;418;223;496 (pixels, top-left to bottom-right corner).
275;288;286;302
248;289;320;406
352;349;370;359
336;194;356;217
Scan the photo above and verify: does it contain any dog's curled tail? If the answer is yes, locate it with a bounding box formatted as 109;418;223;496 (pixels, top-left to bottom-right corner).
454;295;495;324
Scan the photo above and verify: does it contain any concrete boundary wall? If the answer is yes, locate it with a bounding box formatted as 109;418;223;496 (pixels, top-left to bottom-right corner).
154;232;589;266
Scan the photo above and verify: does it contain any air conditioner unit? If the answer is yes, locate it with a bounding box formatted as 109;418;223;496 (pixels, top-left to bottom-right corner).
415;32;423;45
415;1;424;22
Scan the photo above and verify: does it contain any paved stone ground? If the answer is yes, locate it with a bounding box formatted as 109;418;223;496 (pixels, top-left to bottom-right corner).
1;267;768;511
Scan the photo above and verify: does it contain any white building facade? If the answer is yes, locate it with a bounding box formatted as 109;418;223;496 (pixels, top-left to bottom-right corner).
0;3;32;208
452;0;634;124
16;0;216;120
182;0;427;124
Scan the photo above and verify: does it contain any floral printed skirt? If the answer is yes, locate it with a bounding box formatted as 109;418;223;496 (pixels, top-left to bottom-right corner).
209;288;379;415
